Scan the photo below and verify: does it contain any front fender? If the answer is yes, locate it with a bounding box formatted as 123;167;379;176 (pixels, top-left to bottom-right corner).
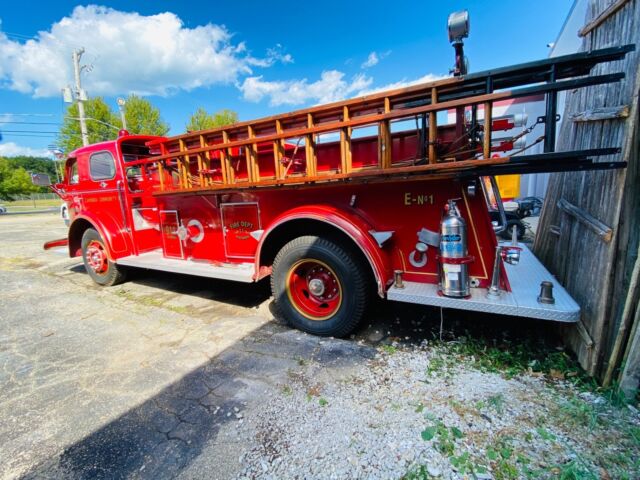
256;205;393;296
68;212;130;259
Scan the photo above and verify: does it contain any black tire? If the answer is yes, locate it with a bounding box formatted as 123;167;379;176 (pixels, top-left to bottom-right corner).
271;236;370;337
81;228;126;286
500;220;526;240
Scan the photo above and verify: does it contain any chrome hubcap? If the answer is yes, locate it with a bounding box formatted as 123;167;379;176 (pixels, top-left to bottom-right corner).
308;278;325;296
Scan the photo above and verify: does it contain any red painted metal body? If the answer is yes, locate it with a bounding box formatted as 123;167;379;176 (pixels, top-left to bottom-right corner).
56;132;504;296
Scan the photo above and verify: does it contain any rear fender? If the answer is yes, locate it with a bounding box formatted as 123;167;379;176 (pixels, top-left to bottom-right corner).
256;205;393;297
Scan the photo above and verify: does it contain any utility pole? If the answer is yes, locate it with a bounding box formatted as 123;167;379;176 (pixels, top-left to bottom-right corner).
72;48;89;146
117;98;127;131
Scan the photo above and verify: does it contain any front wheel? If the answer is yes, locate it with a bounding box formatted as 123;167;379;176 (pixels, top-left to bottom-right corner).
81;228;126;286
271;236;370;337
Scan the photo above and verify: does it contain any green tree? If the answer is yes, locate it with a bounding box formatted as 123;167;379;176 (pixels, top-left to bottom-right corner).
0;158;38;200
121;94;169;136
186;108;238;132
7;156;59;181
58;96;170;154
58;97;120;153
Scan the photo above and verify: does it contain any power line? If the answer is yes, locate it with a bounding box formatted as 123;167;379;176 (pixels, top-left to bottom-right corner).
0;129;59;134
0;133;59;137
0;121;62;125
0;113;55;117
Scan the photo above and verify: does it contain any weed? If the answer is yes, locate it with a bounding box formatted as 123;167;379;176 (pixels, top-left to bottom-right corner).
601;380;631;407
450;451;487;475
552;458;598;480
318;397;328;407
281;384;292;396
487;393;505;414
380;344;398;355
443;335;588;383
536;426;556;441
559;396;599;428
487;437;519;480
425;353;457;378
418;421;489;476
420;422;463;458
401;465;430;480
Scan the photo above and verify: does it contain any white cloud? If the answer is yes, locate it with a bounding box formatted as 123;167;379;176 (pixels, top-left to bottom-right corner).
356;73;448;96
240;70;373;106
361;50;390;69
239;69;448;108
362;52;379;68
0;6;288;98
0;142;52;157
246;44;294;67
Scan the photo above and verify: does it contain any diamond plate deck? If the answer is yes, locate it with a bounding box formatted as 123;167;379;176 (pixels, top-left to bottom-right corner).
387;243;580;322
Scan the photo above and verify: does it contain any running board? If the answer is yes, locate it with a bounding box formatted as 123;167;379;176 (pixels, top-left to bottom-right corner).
116;251;255;283
387;244;579;322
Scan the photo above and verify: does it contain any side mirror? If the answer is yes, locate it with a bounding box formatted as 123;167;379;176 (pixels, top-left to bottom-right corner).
31;173;51;187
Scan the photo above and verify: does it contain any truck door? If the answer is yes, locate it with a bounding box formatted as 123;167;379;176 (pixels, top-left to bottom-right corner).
221;203;260;259
84;150;131;253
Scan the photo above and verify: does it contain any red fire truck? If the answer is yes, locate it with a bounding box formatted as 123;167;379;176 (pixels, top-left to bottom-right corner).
36;16;633;337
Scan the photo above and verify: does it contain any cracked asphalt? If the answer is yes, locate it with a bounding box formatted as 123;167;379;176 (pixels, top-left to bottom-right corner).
0;213;377;480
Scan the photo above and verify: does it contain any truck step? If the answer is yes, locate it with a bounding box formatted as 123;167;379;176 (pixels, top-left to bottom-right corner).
116;251;254;283
387;244;579;322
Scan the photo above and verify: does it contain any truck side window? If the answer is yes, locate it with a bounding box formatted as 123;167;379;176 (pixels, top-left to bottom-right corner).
90;151;116;181
68;159;79;184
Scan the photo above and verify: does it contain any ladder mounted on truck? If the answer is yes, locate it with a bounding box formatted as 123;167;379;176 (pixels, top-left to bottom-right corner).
132;44;634;195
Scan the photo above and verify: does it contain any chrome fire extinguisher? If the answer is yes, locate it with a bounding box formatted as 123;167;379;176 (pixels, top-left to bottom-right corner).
439;199;472;298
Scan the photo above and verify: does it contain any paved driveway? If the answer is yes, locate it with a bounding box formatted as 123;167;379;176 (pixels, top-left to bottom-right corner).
0;213;376;479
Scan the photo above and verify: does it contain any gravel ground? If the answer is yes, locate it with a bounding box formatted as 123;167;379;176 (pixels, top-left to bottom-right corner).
236;342;640;479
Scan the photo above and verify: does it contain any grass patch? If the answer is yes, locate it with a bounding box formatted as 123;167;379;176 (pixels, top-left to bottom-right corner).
5;198;62;208
114;288;190;315
380;344;398;355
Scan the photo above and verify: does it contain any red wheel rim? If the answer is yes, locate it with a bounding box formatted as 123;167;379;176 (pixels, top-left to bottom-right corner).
86;240;108;275
286;259;342;321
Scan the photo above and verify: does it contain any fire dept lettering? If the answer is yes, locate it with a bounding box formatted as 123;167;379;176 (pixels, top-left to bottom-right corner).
228;220;254;240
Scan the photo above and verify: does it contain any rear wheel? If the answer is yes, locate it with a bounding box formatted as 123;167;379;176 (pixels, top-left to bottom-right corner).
81;228;126;286
271;236;370;337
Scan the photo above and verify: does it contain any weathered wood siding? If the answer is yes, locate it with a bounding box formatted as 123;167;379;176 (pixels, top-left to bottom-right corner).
534;0;639;377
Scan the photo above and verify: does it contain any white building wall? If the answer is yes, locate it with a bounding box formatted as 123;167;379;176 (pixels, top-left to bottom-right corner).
520;0;589;198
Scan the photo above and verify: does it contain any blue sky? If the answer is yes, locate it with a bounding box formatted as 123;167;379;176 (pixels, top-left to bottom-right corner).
0;0;573;157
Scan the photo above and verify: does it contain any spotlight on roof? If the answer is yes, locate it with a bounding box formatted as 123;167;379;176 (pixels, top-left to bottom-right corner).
448;10;470;44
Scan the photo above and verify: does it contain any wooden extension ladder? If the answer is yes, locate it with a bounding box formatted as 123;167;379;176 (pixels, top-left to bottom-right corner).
134;45;632;195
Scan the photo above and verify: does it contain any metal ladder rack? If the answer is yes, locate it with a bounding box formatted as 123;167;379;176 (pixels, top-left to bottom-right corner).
131;45;633;195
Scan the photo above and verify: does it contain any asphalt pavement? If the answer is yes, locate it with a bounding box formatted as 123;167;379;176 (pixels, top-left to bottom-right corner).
0;213;377;479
